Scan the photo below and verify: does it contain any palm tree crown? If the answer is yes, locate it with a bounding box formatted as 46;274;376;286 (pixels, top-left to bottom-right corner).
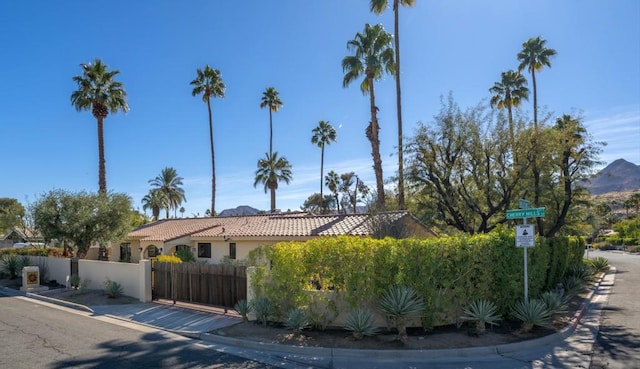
191;65;225;215
141;189;167;221
311;121;337;199
253;152;293;213
517;36;557;128
148;167;186;219
489;70;529;152
71;58;129;194
370;0;415;211
260;87;283;157
342;23;395;209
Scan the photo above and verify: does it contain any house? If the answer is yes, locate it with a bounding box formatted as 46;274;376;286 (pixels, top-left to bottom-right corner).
0;227;45;249
112;211;436;263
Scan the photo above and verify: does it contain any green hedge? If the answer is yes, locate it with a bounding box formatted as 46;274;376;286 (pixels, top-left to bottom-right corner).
0;247;63;257
249;228;584;325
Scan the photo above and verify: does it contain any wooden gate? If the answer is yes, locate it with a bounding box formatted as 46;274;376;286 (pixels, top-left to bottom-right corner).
152;262;247;309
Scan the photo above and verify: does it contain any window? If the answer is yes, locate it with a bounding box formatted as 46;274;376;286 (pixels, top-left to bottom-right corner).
198;243;211;258
148;245;159;258
229;243;236;260
120;243;131;262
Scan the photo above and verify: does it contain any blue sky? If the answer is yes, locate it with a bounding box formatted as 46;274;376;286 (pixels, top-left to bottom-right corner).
1;1;639;216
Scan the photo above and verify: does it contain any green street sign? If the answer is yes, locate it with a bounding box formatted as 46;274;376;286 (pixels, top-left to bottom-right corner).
506;207;546;219
519;199;531;209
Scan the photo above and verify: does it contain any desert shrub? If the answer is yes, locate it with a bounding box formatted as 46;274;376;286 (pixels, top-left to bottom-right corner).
586;257;610;275
252;297;274;326
175;248;195;263
378;285;425;338
539;291;569;317
156;255;182;263
104;278;124;298
234;300;251;321
460;299;501;336
565;263;593;283
344;309;378;340
511;299;552;333
79;278;91;294
1;254;30;279
283;308;310;332
69;274;81;288
562;275;588;296
305;292;338;330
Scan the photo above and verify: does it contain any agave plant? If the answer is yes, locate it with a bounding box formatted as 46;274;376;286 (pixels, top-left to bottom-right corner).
587;257;610;275
460;299;501;335
511;299;551;333
0;254;22;280
344;309;378;340
252;297;274;326
566;263;594;283
539;291;569;317
283;308;310;332
377;285;425;338
234;299;251;321
104;278;124;298
562;275;588;296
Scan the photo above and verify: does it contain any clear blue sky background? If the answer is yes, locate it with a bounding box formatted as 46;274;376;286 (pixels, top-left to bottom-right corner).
1;1;639;216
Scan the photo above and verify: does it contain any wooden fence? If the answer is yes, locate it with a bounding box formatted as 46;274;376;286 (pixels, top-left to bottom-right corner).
153;262;247;309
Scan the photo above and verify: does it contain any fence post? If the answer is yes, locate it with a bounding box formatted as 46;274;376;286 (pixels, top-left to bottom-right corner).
139;259;152;302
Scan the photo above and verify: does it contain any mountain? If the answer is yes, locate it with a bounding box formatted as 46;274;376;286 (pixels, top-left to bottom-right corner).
218;205;261;217
582;159;640;194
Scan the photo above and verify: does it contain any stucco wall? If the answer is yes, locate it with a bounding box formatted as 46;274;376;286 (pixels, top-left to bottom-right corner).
78;259;151;302
27;256;71;285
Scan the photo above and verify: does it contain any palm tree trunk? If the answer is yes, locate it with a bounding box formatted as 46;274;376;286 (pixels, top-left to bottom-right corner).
207;99;216;215
507;99;516;167
97;117;107;194
532;70;538;130
269;109;273;157
270;187;276;213
394;1;406;210
320;144;325;198
531;69;543;235
367;77;385;209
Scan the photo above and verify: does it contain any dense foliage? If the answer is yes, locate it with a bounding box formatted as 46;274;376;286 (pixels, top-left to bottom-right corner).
0;198;25;233
248;232;583;326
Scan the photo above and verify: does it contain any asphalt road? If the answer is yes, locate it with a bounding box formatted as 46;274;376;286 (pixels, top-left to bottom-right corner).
588;250;640;369
0;295;275;369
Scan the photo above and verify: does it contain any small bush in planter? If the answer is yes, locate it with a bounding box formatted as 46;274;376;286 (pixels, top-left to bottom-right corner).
344;309;378;340
104;278;124;298
283;308;310;332
460;299;501;336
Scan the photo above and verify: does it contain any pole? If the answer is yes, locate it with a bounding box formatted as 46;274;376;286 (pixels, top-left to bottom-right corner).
523;217;528;301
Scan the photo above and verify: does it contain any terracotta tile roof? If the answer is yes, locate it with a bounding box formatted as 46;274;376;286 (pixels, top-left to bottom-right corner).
126;211;423;242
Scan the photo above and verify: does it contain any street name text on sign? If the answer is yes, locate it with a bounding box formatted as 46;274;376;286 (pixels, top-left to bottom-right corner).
506;208;546;219
516;224;535;248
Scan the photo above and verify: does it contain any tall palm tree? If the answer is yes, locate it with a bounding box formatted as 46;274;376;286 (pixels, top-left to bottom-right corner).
149;167;186;219
260;87;283;157
71;58;129;194
489;70;529;153
342;23;395;209
517;36;557;129
253;152;293;213
311;121;337;199
191;65;225;215
141;189;167;221
370;0;415;210
517;36;556;229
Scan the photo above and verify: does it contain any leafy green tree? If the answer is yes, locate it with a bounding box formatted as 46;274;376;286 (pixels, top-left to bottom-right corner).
489;70;529;156
369;0;415;211
342;23;395;210
629;192;640;215
32;190;132;258
301;193;334;214
253;152;293;213
71;58;129;194
141;189;167;221
311;121;337;199
148;167;186;219
407;96;525;233
0;198;25;233
260;87;283;157
191;65;226;215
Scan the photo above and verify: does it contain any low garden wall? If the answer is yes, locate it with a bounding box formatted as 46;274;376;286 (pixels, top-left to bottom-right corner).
79;259;151;302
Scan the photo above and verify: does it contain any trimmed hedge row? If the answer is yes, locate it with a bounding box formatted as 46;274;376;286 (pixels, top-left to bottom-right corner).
0;247;64;257
248;227;584;326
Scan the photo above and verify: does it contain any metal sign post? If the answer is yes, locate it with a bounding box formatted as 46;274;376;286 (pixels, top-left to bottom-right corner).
508;201;545;301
